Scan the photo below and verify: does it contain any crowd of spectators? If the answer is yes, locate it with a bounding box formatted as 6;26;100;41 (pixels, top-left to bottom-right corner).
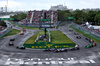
26;10;57;24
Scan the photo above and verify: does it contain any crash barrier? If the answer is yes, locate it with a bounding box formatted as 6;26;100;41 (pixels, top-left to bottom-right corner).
10;21;39;28
0;21;11;39
10;21;47;31
72;23;100;38
10;21;56;28
35;35;39;42
85;43;96;48
23;42;76;49
0;28;11;39
72;26;100;42
47;30;51;42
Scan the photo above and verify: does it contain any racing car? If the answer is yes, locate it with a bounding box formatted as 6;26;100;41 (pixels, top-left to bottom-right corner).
89;39;94;43
76;36;81;39
92;42;96;46
85;44;93;48
68;45;79;51
54;49;68;52
20;32;24;35
44;48;56;51
85;37;90;40
16;46;26;49
74;32;78;35
10;38;15;41
9;42;14;46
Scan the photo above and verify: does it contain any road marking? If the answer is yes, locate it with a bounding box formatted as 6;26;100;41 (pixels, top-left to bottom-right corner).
89;60;96;63
38;62;42;64
45;62;50;64
65;60;78;64
98;52;100;55
5;58;96;65
79;60;90;63
50;61;58;64
58;61;63;64
32;62;38;64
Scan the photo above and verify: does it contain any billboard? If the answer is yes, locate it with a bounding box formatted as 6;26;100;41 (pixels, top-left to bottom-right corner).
67;17;73;19
0;18;14;21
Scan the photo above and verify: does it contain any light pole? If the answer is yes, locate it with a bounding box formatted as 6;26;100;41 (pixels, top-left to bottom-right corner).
7;0;8;12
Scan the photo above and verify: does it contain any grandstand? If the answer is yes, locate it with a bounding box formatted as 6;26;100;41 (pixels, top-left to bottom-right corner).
25;10;57;27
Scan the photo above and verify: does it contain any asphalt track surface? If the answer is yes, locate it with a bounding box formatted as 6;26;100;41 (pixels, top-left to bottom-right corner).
0;21;100;66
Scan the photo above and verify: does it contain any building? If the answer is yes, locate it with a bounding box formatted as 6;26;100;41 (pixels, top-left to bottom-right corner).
0;7;3;12
49;5;67;11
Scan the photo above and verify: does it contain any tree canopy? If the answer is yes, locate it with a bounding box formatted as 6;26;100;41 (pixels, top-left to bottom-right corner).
57;10;100;25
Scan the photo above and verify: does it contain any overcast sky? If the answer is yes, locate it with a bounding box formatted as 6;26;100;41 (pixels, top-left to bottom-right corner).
0;0;100;11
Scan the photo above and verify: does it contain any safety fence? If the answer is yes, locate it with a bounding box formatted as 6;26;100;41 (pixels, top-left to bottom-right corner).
0;22;11;39
72;25;100;42
72;23;100;38
10;21;45;30
24;42;76;49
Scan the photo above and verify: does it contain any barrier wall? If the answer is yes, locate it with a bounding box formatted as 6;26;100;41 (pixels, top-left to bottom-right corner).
24;42;76;49
0;21;11;39
72;25;100;42
0;29;11;39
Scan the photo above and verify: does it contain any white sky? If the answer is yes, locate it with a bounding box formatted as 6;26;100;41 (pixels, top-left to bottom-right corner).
0;0;100;11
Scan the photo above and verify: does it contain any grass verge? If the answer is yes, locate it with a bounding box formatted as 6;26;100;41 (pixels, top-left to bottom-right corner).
4;29;20;37
25;31;45;44
71;25;100;44
50;31;74;44
11;22;39;30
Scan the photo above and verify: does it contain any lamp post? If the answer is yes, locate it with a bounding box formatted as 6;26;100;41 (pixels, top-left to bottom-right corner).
7;0;8;12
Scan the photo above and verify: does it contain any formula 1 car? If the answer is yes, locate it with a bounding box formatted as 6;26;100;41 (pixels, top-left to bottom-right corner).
85;44;93;48
54;49;68;52
44;48;56;51
16;46;26;49
68;45;80;51
68;47;79;51
76;36;81;39
20;32;24;35
85;37;90;40
10;38;15;41
74;32;78;35
69;29;73;31
89;39;94;43
92;42;97;46
9;42;14;46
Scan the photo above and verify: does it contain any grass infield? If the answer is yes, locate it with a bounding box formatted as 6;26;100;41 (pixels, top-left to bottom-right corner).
25;31;74;44
4;29;20;37
50;31;74;44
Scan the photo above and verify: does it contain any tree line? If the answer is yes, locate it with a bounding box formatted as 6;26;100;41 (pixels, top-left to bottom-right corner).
10;13;27;21
58;10;100;25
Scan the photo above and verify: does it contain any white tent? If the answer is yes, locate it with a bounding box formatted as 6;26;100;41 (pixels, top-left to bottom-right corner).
86;22;89;26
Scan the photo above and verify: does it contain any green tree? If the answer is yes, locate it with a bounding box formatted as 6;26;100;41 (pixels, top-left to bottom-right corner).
0;21;7;27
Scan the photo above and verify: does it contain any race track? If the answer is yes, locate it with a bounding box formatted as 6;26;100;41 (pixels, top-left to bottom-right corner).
0;21;100;66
